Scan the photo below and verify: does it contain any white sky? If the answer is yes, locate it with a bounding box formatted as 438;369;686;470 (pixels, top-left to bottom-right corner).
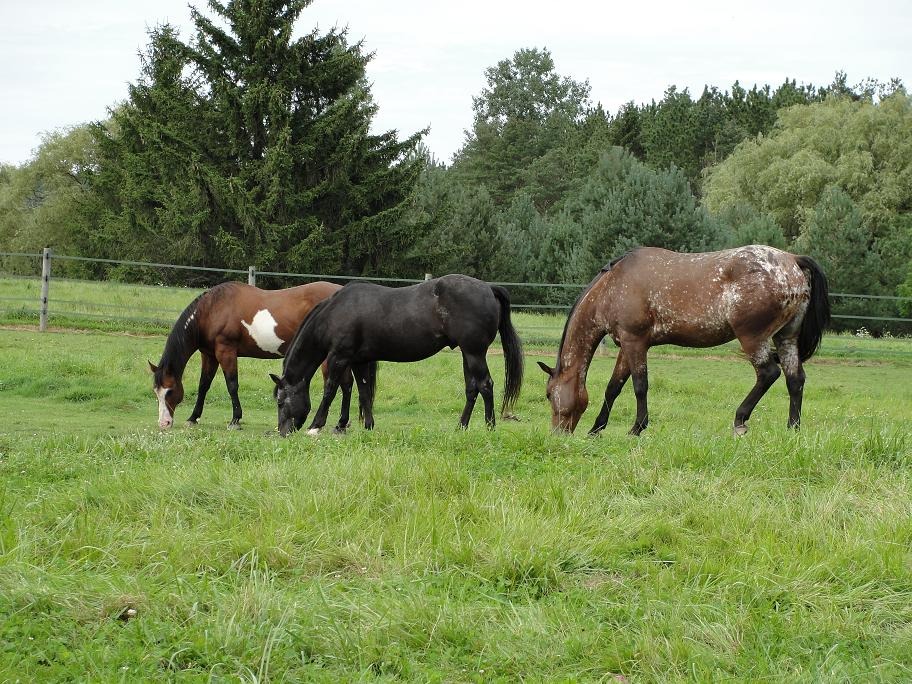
1;0;909;166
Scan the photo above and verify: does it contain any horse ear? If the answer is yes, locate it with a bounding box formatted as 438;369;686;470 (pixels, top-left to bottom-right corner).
536;361;555;377
148;360;158;374
269;373;284;387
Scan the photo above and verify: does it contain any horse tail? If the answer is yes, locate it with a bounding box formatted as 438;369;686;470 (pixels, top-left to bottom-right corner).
795;255;831;361
358;361;379;421
491;285;524;415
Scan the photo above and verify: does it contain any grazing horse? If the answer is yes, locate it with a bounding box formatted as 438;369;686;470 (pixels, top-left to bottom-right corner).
271;275;524;436
538;245;830;436
150;281;369;431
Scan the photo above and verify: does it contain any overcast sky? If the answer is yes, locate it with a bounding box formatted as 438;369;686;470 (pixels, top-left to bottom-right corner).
1;0;909;166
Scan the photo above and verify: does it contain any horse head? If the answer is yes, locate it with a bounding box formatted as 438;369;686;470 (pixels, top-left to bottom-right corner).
270;373;310;436
538;361;588;433
149;361;184;429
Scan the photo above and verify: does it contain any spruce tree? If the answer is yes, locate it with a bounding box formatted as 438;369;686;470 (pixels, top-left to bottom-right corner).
94;0;424;279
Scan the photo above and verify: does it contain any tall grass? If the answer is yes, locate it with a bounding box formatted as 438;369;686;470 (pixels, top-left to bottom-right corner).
0;326;911;680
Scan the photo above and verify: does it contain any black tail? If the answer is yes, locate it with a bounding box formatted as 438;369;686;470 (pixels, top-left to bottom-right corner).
795;255;831;361
358;361;379;420
491;285;524;415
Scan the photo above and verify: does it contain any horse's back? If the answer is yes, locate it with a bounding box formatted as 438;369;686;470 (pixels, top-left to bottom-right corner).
606;246;810;346
198;281;342;358
315;275;500;361
615;245;805;295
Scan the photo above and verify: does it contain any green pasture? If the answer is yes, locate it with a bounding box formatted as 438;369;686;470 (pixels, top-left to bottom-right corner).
1;326;911;681
2;275;911;361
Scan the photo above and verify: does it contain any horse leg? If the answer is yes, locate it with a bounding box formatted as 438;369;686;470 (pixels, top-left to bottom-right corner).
477;356;496;429
185;353;217;426
333;365;354;434
774;334;805;430
216;347;242;429
307;355;347;435
623;342;649;436
459;351;495;429
733;341;781;436
589;352;631;435
352;363;375;430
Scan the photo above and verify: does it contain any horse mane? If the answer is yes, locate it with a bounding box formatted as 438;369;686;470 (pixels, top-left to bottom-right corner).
555;252;631;369
601;252;631;272
281;294;333;378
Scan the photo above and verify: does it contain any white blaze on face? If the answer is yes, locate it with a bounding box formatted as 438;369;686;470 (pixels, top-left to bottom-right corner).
156;386;173;429
241;309;285;354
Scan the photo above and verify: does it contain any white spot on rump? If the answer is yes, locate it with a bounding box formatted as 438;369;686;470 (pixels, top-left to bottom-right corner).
241;309;285;354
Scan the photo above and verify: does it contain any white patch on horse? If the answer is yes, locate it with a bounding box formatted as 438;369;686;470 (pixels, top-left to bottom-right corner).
184;311;196;330
779;343;801;375
749;345;772;366
155;386;172;428
241;309;284;354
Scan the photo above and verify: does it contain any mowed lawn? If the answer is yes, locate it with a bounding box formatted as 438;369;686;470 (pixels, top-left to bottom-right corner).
1;327;911;681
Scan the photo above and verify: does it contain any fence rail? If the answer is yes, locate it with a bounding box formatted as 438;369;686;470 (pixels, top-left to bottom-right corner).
2;251;911;336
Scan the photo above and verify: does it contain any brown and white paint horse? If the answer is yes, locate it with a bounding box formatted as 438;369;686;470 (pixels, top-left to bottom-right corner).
539;245;830;436
149;281;365;430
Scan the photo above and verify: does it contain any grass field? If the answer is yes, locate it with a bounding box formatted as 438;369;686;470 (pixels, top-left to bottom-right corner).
3;274;912;359
1;323;911;682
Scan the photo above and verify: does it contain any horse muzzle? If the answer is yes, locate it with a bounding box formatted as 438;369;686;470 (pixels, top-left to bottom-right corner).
551;414;579;434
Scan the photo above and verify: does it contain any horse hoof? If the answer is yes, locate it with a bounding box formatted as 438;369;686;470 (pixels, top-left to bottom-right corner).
227;423;242;431
332;426;347;435
185;419;198;428
733;424;748;436
501;412;521;422
307;428;321;437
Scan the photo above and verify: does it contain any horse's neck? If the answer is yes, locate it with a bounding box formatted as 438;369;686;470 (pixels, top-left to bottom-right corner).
284;328;324;386
161;323;200;381
558;283;609;381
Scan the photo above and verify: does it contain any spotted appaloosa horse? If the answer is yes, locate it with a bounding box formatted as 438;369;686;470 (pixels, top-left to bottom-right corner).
150;281;373;431
539;245;830;436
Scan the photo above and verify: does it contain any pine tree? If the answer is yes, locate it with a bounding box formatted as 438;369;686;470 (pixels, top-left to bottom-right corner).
94;0;424;279
92;26;213;280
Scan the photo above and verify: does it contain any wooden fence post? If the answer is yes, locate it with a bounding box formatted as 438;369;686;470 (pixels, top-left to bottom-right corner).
248;266;256;287
39;247;51;331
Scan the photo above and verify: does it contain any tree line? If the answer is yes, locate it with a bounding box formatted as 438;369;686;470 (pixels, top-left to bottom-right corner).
1;0;910;330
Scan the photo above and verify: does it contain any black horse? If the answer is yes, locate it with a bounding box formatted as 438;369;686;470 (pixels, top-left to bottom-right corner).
270;275;524;436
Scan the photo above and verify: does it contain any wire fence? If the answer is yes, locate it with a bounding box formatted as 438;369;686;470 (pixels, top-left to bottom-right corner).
2;250;911;357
